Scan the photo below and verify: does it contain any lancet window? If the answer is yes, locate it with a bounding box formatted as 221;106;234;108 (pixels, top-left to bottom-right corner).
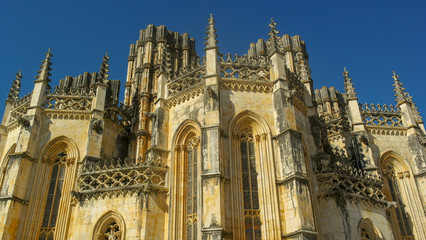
0;145;16;196
382;163;414;239
240;131;261;240
170;121;201;240
186;137;199;240
38;152;67;240
359;219;378;240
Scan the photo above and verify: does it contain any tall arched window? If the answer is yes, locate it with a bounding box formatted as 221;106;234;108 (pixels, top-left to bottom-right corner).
0;144;16;196
379;151;426;239
21;136;79;240
38;151;67;240
229;111;281;240
240;131;261;240
359;218;382;240
169;120;201;240
382;163;414;239
186;137;199;240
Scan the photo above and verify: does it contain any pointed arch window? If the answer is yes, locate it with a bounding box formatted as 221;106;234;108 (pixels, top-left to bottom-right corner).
240;131;261;240
382;163;414;239
38;151;67;240
359;220;379;240
170;122;201;240
0;145;16;196
93;211;125;240
102;221;121;240
186;137;199;240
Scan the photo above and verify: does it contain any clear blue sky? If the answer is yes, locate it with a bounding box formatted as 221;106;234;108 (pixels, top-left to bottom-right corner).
1;0;425;116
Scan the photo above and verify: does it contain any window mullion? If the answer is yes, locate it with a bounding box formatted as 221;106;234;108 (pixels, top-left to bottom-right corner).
48;164;60;228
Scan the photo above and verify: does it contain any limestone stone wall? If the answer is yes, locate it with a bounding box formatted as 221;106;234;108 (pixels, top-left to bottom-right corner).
318;199;393;240
68;195;143;239
101;120;127;160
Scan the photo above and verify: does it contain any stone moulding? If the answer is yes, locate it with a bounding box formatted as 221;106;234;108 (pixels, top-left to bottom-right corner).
220;79;273;93
43;110;91;120
366;126;407;136
0;195;29;205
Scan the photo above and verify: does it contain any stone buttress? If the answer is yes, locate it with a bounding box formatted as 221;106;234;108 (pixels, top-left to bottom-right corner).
0;15;425;240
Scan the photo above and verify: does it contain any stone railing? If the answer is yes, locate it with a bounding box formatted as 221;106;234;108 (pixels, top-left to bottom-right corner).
12;92;32;108
104;104;132;127
50;85;95;97
45;95;93;111
74;158;167;200
220;54;271;81
360;103;403;127
313;156;385;203
9;93;32;123
167;65;205;97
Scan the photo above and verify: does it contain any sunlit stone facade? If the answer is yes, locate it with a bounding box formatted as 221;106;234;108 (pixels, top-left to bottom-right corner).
0;15;425;240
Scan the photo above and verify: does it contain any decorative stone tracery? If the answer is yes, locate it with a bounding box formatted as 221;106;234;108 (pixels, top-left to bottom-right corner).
380;152;425;239
21;136;80;240
228;111;280;240
169;120;201;240
93;211;126;240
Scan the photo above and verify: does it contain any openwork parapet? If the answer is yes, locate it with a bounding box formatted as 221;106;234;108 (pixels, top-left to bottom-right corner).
314;158;385;203
220;54;271;81
9;93;32;123
74;158;167;200
167;65;206;97
104;104;133;127
45;95;92;111
360;103;403;127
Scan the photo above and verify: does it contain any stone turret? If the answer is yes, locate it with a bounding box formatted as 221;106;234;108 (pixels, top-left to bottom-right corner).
123;24;198;105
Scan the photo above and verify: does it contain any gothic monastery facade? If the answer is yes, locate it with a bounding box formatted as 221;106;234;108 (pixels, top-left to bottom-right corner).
0;15;425;240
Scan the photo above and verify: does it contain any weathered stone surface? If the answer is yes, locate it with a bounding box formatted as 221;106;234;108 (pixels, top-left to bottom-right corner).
0;17;425;240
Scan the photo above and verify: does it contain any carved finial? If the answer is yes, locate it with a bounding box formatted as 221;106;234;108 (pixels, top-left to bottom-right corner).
343;67;357;98
267;18;281;54
204;13;218;48
269;18;279;38
7;69;22;102
35;48;53;85
392;70;410;104
99;52;110;82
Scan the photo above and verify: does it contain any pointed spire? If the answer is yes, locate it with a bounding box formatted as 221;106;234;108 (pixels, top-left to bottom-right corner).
343;67;357;99
267;18;281;54
204;13;218;49
7;69;22;102
99;52;110;82
35;48;53;84
392;71;423;123
392;70;411;104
